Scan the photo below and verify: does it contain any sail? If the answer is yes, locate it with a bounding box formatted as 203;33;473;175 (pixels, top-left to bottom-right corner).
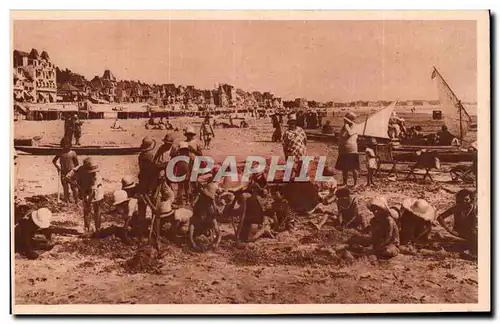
431;67;472;139
351;101;397;139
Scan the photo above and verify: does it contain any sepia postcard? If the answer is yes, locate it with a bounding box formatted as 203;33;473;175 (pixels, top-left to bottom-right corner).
10;10;490;314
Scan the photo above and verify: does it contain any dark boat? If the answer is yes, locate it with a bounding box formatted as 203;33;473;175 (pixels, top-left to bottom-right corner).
304;130;475;163
14;144;142;156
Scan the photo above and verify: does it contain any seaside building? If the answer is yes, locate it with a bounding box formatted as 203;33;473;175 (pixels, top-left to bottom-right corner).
13;48;57;103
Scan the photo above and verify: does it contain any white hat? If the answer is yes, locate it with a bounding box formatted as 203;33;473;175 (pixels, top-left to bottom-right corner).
367;197;390;213
178;141;189;150
158;200;174;217
121;176;136;190
288;113;297;121
31;208;52;229
402;198;436;222
113;190;129;206
184;126;196;135
174;208;193;223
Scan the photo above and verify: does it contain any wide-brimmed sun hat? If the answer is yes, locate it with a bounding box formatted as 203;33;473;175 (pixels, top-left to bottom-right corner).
121;176;136;189
344;112;357;124
140;137;156;152
82;157;99;173
184;126;196;135
31;208;52;229
178;141;189;150
367;196;390;213
402;198;436;222
158;200;174;217
112;190;129;206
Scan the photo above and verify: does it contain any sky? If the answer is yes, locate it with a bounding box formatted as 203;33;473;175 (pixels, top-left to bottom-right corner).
13;20;477;102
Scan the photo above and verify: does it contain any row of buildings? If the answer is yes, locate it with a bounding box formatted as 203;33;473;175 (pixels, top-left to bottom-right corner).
12;48;284;109
13;48;452;110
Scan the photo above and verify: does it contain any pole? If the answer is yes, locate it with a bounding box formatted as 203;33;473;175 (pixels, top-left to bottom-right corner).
459;100;463;143
57;170;61;203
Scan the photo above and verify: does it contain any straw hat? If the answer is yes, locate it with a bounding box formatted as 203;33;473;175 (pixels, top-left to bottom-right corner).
158;200;174;217
402;198;436;222
174;208;193;223
163;133;175;144
178;141;189;150
288;113;297;121
31;208;52;229
344;112;357;124
112;190;129;206
82;157;99;173
140;137;156;152
184;126;196;135
121;176;136;190
367;197;390;213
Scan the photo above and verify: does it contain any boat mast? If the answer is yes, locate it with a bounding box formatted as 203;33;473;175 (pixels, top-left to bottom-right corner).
459;100;463;143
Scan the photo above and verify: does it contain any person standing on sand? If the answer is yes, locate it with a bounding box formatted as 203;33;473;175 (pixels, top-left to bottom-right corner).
200;115;215;149
52;138;79;203
63;114;75;145
282;113;307;177
271;112;282;142
154;133;177;183
66;157;104;233
335;112;360;186
184;126;204;158
73;114;83;146
137;137;163;242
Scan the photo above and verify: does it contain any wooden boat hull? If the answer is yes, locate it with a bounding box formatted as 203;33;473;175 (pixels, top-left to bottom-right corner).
14;145;142;156
305;131;475;163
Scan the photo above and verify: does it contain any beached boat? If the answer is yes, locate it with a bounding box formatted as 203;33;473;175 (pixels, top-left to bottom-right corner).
14;144;142;156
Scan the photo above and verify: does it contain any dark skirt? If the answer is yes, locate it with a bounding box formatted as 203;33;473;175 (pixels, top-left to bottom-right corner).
335;153;360;171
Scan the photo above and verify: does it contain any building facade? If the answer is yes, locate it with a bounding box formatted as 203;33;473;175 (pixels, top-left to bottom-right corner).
13;48;57;103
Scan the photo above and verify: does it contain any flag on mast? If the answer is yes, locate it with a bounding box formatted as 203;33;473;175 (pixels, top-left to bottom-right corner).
431;67;472;140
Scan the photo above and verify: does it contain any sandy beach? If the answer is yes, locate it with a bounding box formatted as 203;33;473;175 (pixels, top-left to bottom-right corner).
12;113;478;305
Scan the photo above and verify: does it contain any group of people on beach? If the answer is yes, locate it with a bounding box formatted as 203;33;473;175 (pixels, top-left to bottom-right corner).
14;110;477;261
63;114;83;146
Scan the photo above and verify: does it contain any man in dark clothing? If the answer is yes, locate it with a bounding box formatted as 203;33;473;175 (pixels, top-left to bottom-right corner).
137;137;168;242
52;138;79;203
73;114;83;146
437;125;456;146
63;114;75;145
15;207;53;260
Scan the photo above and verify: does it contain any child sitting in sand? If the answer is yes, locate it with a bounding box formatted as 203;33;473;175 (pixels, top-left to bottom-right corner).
266;186;294;233
342;197;400;260
399;198;436;246
437;189;477;255
336;187;367;231
15;207;53;260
